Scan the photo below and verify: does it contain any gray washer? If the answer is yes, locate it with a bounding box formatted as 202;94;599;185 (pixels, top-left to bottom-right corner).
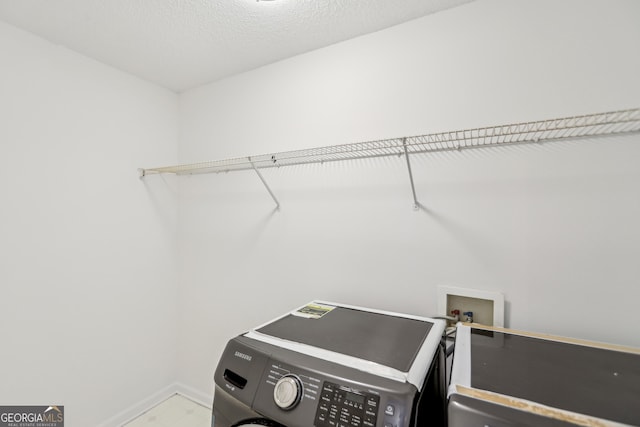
212;302;447;427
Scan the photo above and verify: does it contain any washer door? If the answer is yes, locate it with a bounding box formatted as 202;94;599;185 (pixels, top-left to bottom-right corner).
231;418;285;427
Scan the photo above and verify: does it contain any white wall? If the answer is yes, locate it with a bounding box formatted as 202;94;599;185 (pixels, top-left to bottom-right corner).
0;22;179;426
175;0;640;400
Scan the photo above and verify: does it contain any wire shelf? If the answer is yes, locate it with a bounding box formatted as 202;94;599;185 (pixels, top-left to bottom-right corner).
140;108;640;177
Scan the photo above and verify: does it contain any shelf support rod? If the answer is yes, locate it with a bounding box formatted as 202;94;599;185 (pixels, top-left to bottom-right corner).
402;138;420;210
249;157;280;210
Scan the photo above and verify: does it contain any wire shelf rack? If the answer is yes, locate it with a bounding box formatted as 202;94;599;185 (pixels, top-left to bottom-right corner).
140;108;640;177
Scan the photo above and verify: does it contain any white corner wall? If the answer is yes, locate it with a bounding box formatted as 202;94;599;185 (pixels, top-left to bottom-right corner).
176;0;640;400
0;22;179;426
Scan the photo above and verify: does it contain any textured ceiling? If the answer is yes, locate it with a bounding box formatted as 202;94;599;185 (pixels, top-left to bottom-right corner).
0;0;472;92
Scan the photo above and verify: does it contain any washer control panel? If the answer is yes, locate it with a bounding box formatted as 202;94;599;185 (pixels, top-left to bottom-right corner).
217;337;422;427
315;381;380;427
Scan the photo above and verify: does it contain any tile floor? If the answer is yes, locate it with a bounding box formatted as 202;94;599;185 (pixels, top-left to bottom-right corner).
123;394;211;427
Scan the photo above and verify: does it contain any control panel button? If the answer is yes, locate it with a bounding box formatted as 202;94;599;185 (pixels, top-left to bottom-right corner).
315;382;380;427
384;404;395;416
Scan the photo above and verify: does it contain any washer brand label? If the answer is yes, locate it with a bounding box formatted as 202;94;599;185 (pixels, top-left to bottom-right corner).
0;406;64;427
234;351;252;362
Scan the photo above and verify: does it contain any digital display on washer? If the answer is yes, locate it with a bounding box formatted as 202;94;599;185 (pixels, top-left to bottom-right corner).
346;391;365;405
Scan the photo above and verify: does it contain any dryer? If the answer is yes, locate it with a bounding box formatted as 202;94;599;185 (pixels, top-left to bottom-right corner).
448;323;640;426
212;301;447;427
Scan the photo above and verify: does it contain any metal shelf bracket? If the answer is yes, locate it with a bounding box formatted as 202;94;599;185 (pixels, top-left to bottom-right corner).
402;138;420;210
249;157;280;210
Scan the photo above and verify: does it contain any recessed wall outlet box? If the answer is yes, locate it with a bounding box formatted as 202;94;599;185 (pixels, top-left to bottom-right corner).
437;285;504;327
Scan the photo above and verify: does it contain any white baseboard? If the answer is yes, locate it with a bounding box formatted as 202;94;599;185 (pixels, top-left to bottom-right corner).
175;382;214;409
98;382;214;427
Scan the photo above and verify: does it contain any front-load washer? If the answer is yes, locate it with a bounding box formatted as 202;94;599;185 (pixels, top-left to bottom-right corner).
212;301;447;427
448;323;640;426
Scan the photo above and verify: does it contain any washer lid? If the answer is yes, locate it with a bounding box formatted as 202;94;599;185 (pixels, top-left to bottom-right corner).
244;301;445;389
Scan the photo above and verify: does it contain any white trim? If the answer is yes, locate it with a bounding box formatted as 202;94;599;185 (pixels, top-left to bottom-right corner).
97;382;212;427
245;330;408;383
97;383;176;427
175;382;214;408
410;317;445;390
448;324;471;398
246;300;446;391
437;286;504;327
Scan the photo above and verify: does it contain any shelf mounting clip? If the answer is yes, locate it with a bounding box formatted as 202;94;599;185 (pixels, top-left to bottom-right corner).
249;157;280;210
